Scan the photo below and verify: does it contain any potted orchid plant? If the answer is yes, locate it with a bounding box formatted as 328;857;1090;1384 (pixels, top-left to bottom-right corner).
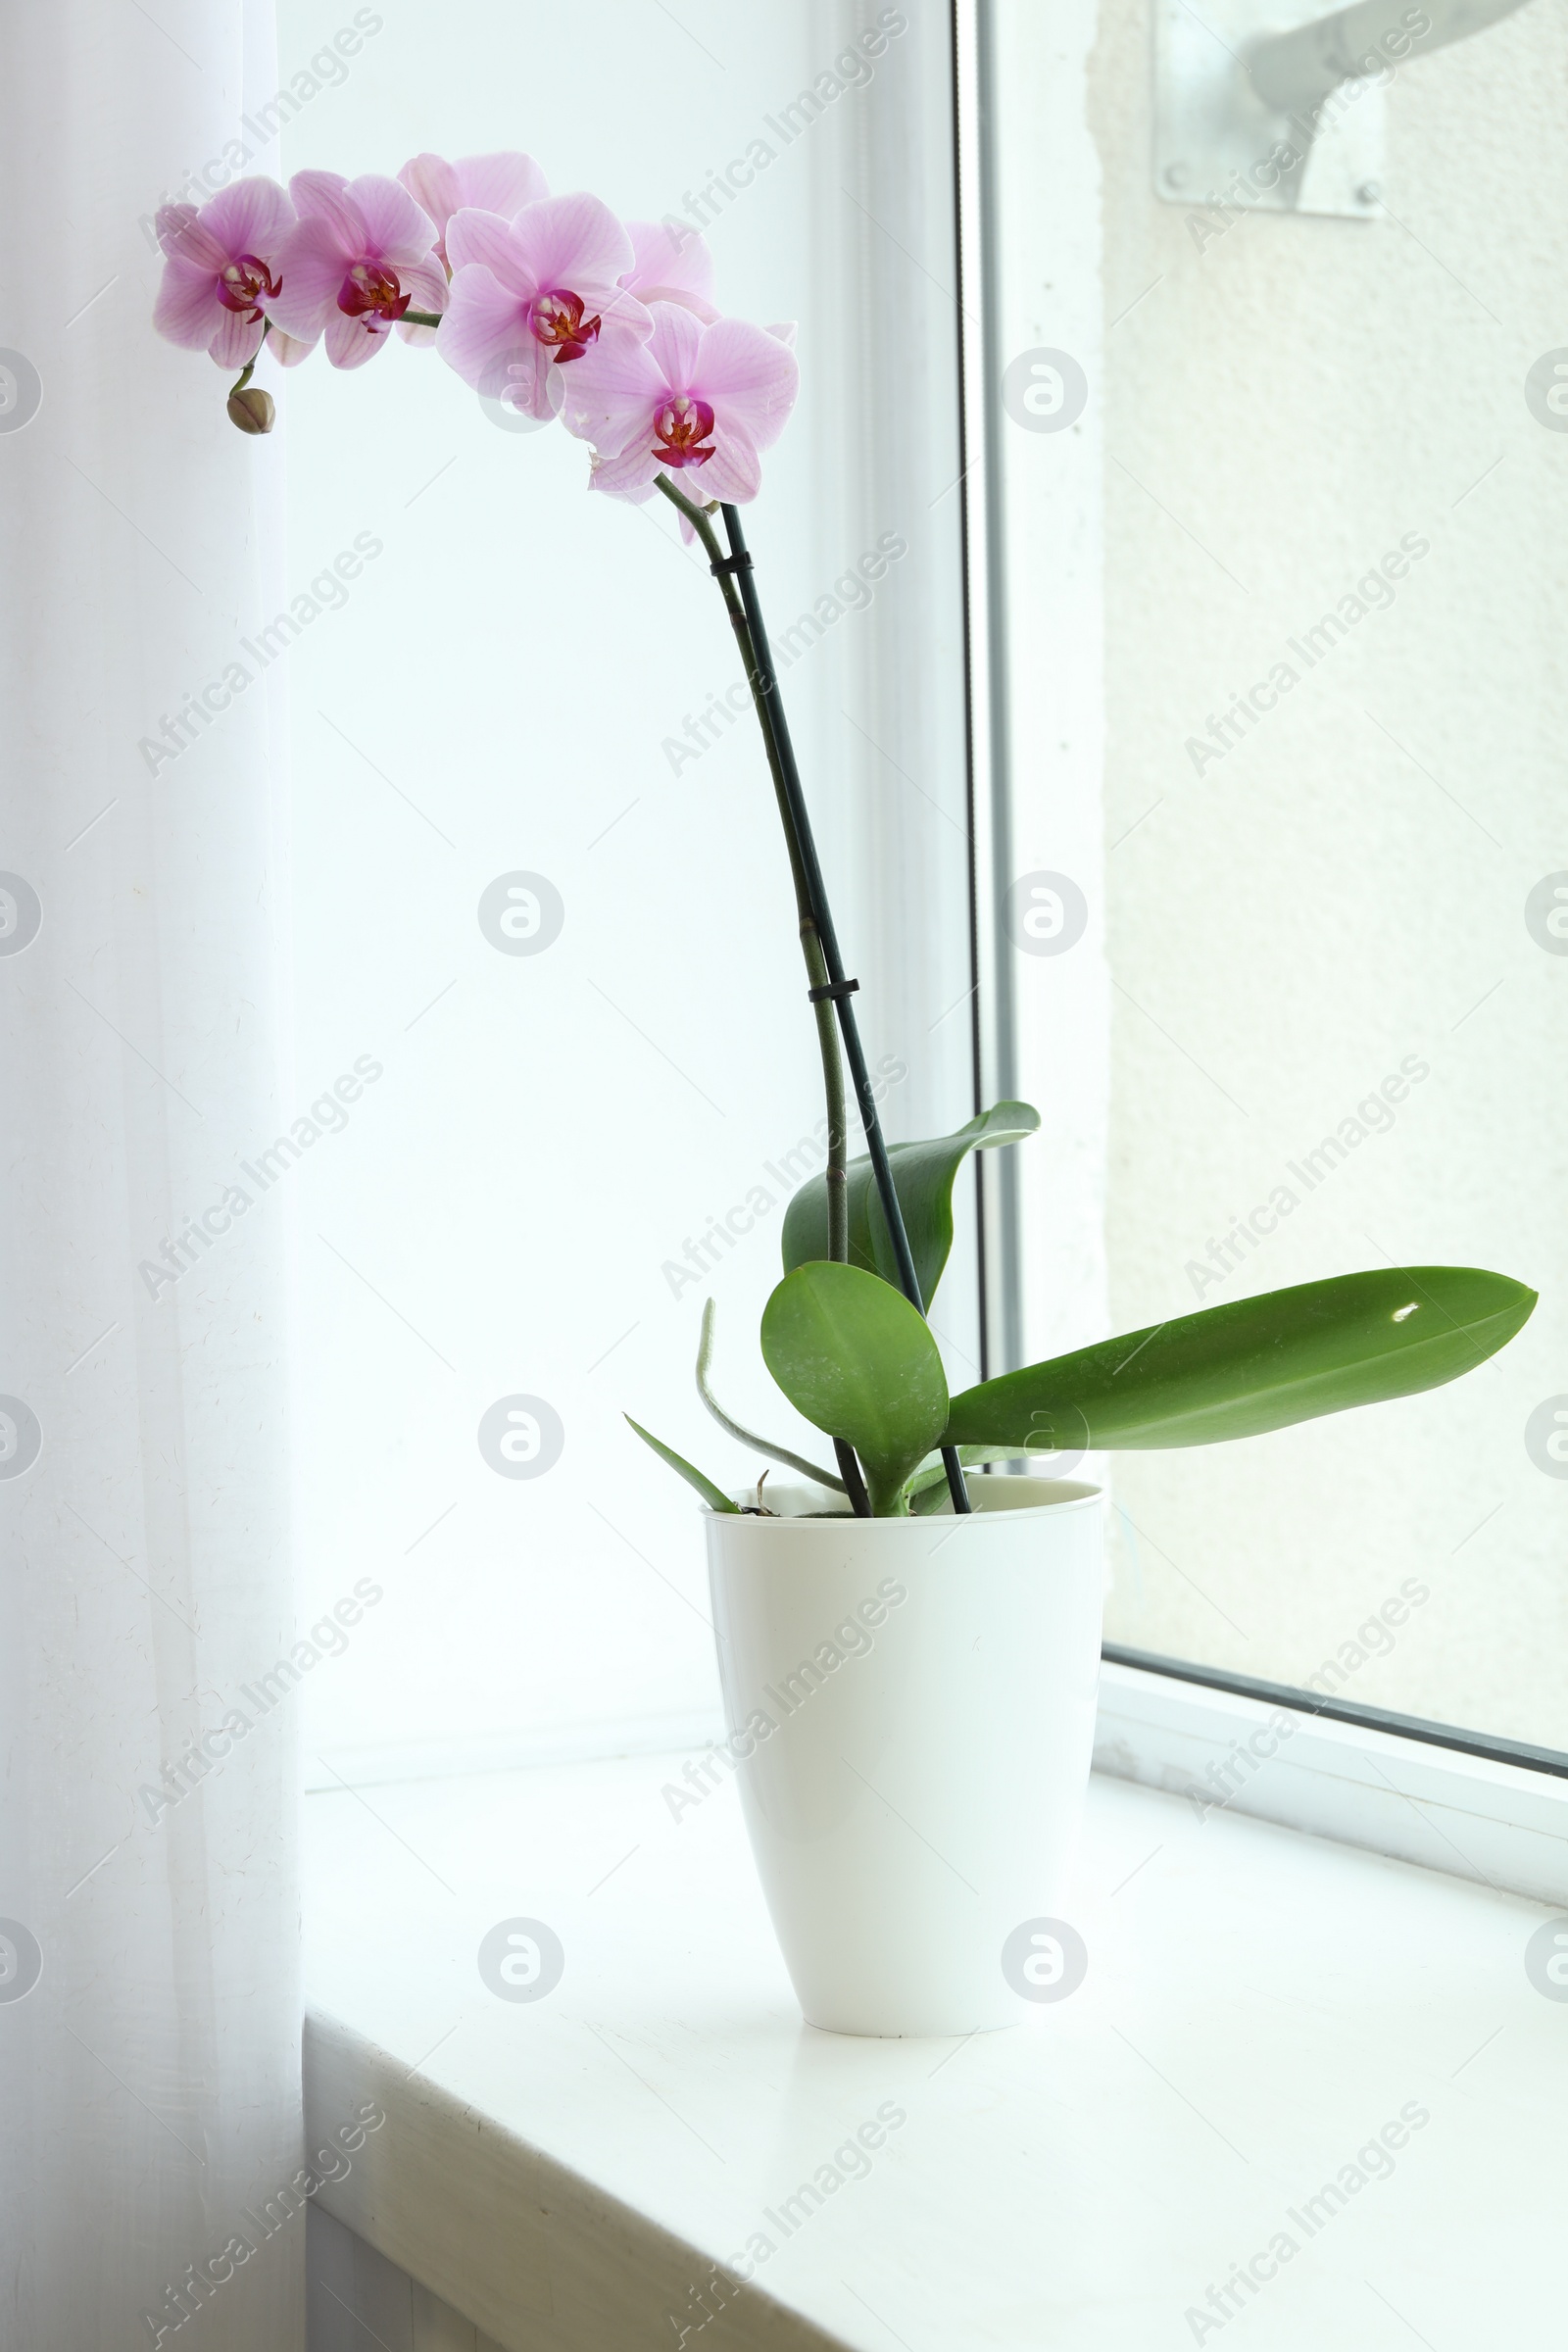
154;152;1536;2036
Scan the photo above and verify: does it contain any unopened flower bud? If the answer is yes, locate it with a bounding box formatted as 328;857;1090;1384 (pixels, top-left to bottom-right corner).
226;385;275;435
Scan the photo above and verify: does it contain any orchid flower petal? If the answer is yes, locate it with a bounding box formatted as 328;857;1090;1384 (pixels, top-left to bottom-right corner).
455;151;549;220
588;438;663;499
394;257;450;344
596;285;657;339
644;299;705;390
507;192;634;296
269;217;356;336
266;322;318;367
445;209;532;293
694;427;762;504
398;257;449;314
397;153;462;239
323;307;392;369
153;261;225;350
688;317;799;451
347;172;436;263
438;266;534;392
555;322;668;451
621;219;718;321
200;175;294;260
399;152;550;270
208;308;268;368
287;170;360;247
155;203;225;271
501;338;556;420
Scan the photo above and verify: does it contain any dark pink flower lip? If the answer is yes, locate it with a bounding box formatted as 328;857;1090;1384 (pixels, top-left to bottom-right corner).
528;288;601;363
652;393;716;469
218;254;282;319
337;260;412;325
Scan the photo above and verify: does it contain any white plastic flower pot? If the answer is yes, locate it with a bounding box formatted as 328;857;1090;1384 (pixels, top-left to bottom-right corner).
705;1474;1103;2037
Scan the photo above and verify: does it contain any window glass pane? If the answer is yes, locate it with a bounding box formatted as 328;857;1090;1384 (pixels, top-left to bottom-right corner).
1090;5;1566;1746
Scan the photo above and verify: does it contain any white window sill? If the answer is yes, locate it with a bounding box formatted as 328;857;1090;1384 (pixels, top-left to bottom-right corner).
1094;1658;1568;1906
304;1724;1563;2349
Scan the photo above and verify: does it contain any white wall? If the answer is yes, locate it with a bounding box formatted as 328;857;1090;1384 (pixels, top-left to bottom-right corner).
1089;0;1568;1745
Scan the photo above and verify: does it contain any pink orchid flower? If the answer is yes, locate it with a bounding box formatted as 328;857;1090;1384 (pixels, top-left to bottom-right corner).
397;151;550;270
152;177;297;368
438;195;650;421
619;219;719;324
269;172;448;369
560;301;800;508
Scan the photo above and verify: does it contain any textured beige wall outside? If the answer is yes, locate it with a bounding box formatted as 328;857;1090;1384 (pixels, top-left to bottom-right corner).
1088;3;1568;1744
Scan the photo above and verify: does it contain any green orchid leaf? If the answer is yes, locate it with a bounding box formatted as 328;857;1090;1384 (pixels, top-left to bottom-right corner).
943;1266;1536;1453
624;1415;739;1512
781;1101;1040;1309
760;1262;949;1515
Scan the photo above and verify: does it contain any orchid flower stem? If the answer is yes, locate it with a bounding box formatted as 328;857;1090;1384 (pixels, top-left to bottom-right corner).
655;472;872;1520
402;309;444;328
653;472;848;1250
715;496;972;1520
656;476;972;1517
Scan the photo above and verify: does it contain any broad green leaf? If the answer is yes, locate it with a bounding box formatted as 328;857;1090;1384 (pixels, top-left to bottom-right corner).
624;1415;739;1512
781;1101;1040;1308
760;1262;949;1515
943;1266;1536;1452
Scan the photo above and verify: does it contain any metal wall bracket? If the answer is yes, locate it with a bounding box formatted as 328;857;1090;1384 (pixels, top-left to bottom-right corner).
1154;0;1384;220
1153;0;1533;222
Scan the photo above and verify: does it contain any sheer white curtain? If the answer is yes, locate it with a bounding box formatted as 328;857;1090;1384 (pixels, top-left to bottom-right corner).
0;4;301;2345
